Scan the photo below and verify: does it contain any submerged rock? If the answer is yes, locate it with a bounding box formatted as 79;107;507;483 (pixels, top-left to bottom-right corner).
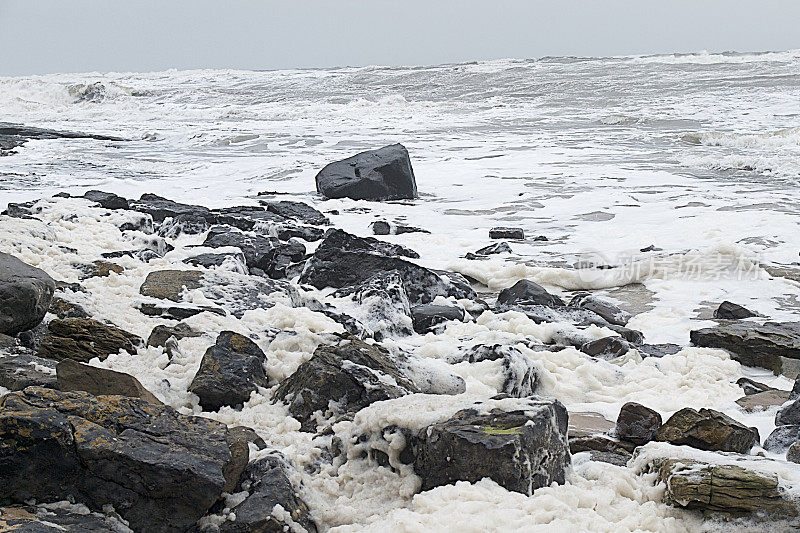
655;407;758;453
38;318;142;363
0;387;244;533
615;402;662;445
218;454;317;533
273;337;419;431
690;322;800;376
465;241;512;259
315;144;418;201
353;270;413;338
56;359;161;405
0;253;55;336
188;331;269;412
646;457;797;516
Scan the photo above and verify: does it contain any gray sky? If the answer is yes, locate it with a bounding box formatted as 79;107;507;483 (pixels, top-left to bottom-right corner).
1;0;798;76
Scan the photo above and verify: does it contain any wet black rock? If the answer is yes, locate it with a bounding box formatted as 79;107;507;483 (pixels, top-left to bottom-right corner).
466;241;512;259
300;230;475;305
410;304;465;334
776;398;800;426
615;402;662;445
37;318;142;363
262;200;330;226
489;227;524;240
82;190;129;210
370;220;429;236
792;375;800;401
139;302;226;320
273;337;419;431
203;227;305;279
315;144;417;201
0;122;124;156
397;399;570;495
130;193;215;223
580;336;631;359
764;425;800;452
0;354;58;391
48;295;90;319
496;279;564;308
273;223;325;242
189;331;270;412
569;293;631;326
639;244;662;252
713;301;758;320
219;454;317;533
656;407;758;453
0;253;55;336
147;323;202;349
690;321;800;375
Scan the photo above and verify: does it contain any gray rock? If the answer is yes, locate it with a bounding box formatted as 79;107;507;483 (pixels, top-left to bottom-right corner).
315;144;417;201
211;205;285;231
184;252;248;273
764;425;800;452
189;331;269;412
489;227;524;239
353;270;413;339
410;304;465;334
0;504;130;532
787;442;800;464
615;402;662;445
655;407;758;453
219;454;317;533
48;295;90;319
0;253;55;336
580;336;631;359
690;322;800;375
777;398;800;426
569;293;631;326
638;343;682;358
158;213;210;238
0;122;124;155
203;227;305;278
466;241;512;259
0;387;244;533
56;359;162;405
82;190;129;210
147;323;202;349
130;193;214;223
273;337;419;431
714;300;757;319
263;200;329;226
0;354;58;391
38;318;142;363
496;279;564;308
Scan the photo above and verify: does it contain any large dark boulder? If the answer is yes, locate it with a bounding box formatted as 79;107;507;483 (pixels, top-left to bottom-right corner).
37;318;141;362
655;407;758;453
690;322;800;375
273;337;419;431
580;336;631;359
218;454;317;533
56;359;161;405
615;402;662;445
0;253;55;336
0;387;245;533
189;331;269;412
713;301;757;320
496;279;564;308
299;230;474;305
315;144;417;201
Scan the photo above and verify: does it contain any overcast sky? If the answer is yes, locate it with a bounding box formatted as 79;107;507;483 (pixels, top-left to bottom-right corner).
1;0;798;76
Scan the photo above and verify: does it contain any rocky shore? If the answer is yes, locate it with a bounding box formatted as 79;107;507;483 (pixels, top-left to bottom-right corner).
2;144;800;531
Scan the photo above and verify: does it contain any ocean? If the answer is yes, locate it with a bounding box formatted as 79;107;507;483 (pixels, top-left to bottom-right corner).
2;50;800;531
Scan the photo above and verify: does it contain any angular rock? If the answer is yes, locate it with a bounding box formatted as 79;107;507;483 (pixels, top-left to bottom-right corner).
655;407;758;453
83;190;129;210
690;322;800;376
219;454;317;533
138;302;226;320
300;230;474;304
184;252;248;273
211;205;285;231
203;227;305;278
263;200;329;226
0;387;244;533
320;228;419;258
407;399;569;495
489;227;524;240
764;425;800;452
189;331;269;411
0;253;55;336
315;144;417;201
466;241;512;259
140;269;204;301
648;457;797;516
56;359;161;405
37;318;142;363
569;293;631;326
0;354;58;391
410;304;465;334
370;220;428;236
580;336;631;359
569;435;633;466
147;323;202;349
496;279;564;308
776;398;800;426
714;300;758;320
76;260;123;280
737;377;774;395
616;402;662;445
736;390;790;412
273;337;419;431
16;322;49;352
130;193;214;223
0;122;124;155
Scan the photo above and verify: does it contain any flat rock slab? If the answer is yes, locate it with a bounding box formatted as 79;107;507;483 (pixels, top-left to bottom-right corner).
37;318;142;363
0;505;129;532
0;387;244;533
56;359;162;405
690;322;800;377
568;411;615;439
736;390;790;412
